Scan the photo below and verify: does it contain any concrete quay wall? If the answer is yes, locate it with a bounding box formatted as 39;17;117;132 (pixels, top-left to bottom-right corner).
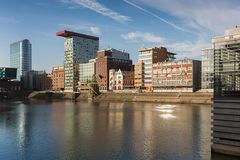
95;92;213;104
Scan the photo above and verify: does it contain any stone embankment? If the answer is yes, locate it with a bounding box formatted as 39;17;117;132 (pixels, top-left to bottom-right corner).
94;92;213;104
27;91;213;104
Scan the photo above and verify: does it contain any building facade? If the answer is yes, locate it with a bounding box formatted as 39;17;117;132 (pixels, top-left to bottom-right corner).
0;67;17;80
57;30;99;92
135;47;175;91
79;59;96;83
10;39;32;80
23;70;52;91
96;48;132;91
51;66;64;91
109;69;134;90
152;59;201;92
212;27;240;156
201;49;214;90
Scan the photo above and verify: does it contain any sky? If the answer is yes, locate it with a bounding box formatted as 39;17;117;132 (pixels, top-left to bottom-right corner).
0;0;240;72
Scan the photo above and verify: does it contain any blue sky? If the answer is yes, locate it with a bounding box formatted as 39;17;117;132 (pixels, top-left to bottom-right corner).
1;0;240;72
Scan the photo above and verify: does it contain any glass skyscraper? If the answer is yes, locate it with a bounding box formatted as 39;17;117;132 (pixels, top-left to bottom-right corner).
10;39;32;80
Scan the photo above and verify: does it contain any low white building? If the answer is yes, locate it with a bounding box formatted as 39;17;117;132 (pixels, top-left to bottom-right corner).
109;69;134;90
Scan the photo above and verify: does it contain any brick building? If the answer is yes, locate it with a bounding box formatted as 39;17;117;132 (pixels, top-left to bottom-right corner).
51;66;64;91
96;48;132;91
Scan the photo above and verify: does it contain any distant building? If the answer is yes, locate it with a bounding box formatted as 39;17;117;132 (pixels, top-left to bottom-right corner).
51;66;64;91
212;27;240;156
135;47;176;91
96;48;133;91
79;59;96;83
57;30;99;92
0;67;21;92
10;39;32;80
152;59;201;92
23;70;51;91
0;67;17;80
201;49;214;90
109;69;134;90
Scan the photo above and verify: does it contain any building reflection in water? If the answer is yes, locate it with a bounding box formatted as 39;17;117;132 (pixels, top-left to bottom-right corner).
0;101;224;160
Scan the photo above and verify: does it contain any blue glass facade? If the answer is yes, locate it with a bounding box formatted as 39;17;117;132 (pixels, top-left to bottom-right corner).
10;39;32;80
0;67;17;80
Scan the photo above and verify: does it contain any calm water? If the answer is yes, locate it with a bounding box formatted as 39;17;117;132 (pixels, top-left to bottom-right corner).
0;101;238;160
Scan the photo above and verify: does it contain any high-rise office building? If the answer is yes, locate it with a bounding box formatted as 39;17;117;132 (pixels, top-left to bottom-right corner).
134;47;176;91
212;27;240;156
10;39;32;80
201;49;214;90
57;30;99;92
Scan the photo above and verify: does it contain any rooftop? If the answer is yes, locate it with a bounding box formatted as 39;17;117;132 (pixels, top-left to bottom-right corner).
56;30;99;40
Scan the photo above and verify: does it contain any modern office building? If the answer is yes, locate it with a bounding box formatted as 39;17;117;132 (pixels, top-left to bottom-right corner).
10;39;32;80
96;48;132;91
152;59;201;92
0;67;17;80
51;66;64;91
79;58;96;83
201;49;214;90
109;69;134;90
212;27;240;156
134;47;176;91
57;30;99;92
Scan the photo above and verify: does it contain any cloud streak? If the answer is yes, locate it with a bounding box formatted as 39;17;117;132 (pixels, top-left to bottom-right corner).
123;0;187;32
121;32;164;43
134;0;240;34
60;0;131;23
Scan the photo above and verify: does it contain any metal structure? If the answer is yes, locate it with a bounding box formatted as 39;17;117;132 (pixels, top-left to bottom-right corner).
212;27;240;156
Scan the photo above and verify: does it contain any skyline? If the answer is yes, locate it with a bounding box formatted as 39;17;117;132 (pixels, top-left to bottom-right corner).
1;0;240;72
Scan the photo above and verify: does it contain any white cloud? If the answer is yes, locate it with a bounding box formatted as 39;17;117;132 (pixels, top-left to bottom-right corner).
89;27;101;35
133;0;240;33
59;23;102;35
59;0;131;23
121;32;164;43
166;32;211;59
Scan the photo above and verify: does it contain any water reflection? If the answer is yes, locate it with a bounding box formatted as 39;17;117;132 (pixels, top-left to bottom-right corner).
0;101;236;160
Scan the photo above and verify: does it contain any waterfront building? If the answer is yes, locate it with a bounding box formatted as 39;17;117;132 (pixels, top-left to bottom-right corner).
212;27;240;156
134;47;176;91
152;59;201;92
0;67;17;80
201;49;214;91
57;30;99;92
0;67;21;92
51;66;64;91
79;58;96;83
23;70;52;91
109;69;134;90
96;48;132;91
10;39;32;80
134;62;144;88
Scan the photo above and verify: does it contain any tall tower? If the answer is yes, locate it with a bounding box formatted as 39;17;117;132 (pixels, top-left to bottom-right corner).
57;30;99;92
10;39;32;80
